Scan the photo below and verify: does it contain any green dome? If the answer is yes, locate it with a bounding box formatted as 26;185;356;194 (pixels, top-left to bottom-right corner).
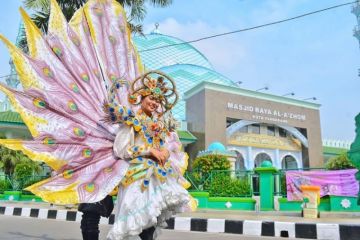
133;33;213;71
133;32;237;121
261;160;273;167
159;64;236;120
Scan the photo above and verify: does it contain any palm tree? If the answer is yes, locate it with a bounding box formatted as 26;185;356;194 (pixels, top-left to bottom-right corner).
23;0;172;34
0;145;41;177
18;0;171;53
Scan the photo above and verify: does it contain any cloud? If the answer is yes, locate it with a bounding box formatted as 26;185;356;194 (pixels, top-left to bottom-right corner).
144;18;247;73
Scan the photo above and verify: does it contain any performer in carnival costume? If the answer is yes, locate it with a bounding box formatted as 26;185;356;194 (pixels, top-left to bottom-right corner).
0;0;196;239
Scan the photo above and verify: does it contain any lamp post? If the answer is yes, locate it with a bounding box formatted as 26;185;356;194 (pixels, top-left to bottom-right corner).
282;92;295;97
302;97;317;101
256;86;269;92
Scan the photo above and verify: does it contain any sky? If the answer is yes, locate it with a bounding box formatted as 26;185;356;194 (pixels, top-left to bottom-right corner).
0;0;359;142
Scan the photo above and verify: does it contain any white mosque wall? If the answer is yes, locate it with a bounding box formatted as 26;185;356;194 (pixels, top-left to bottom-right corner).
227;145;303;170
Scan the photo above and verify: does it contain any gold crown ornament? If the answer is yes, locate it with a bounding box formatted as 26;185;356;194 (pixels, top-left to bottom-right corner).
128;70;178;114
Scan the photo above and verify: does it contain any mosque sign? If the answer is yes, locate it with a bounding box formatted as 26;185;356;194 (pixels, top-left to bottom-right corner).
226;102;306;124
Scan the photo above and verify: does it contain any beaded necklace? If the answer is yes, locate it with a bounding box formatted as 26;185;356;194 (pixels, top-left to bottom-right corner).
133;109;168;149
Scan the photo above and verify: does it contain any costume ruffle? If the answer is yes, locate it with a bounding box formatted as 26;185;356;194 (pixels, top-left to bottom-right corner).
107;176;191;240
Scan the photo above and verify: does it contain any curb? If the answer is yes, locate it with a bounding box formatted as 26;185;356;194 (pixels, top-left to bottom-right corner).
1;206;360;240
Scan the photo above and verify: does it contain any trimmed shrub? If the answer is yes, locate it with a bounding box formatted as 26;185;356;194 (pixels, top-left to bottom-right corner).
192;154;230;174
209;173;251;197
326;152;355;170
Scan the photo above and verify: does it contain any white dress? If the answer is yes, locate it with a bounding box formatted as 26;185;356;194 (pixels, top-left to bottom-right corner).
107;124;195;240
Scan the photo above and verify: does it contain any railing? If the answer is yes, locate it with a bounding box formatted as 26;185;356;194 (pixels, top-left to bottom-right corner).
0;168;326;197
185;170;254;197
184;171;212;191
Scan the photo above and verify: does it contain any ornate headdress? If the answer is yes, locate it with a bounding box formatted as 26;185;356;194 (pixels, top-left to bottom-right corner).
128;70;178;114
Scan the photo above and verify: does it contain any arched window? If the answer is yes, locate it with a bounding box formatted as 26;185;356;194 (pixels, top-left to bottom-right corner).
234;151;245;171
254;153;272;168
281;155;298;169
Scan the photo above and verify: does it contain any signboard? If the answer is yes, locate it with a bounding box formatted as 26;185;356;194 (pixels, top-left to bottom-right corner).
227;102;306;124
286;169;359;201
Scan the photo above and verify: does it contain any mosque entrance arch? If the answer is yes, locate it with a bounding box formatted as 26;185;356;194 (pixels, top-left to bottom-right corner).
281;155;298;169
254;153;272;168
233;151;246;171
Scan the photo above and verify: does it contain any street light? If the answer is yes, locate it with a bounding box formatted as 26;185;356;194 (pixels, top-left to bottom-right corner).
282;92;295;97
255;86;269;92
302;97;317;101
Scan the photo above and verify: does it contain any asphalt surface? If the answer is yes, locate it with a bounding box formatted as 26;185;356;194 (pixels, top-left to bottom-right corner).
0;215;301;240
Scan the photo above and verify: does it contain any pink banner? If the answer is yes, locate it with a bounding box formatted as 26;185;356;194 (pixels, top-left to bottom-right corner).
286;169;359;201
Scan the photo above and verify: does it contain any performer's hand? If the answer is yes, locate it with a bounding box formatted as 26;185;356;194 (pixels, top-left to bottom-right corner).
160;149;170;161
149;148;169;166
150;148;162;165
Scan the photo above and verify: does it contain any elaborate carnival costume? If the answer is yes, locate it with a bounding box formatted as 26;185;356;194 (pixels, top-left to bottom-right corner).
0;0;196;239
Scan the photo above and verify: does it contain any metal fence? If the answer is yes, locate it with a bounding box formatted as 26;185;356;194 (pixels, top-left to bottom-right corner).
185;170;254;197
0;168;326;197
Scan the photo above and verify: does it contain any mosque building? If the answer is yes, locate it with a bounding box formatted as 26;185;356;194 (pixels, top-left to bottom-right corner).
0;24;350;170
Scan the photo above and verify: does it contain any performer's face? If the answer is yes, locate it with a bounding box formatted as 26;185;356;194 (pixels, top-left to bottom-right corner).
141;95;160;116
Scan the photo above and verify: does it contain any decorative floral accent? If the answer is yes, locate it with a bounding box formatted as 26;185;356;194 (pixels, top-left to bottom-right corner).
71;36;80;46
128;145;145;157
136;112;167;148
128;93;138;104
73;127;85;137
108;35;116;44
109;74;117;82
33;98;46;109
63;169;74;179
70;83;79;93
93;69;100;78
81;73;89;82
82;148;92;158
93;6;104;16
85;183;95;192
43;137;56;145
119;25;125;33
52;46;62;57
341;198;351;209
67;101;78;112
43;67;53;78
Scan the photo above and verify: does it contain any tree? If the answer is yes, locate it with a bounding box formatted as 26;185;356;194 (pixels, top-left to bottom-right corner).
0;145;42;176
19;0;172;53
325;152;355;170
22;0;172;34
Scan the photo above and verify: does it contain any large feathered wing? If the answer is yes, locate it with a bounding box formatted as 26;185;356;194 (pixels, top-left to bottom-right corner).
0;0;143;204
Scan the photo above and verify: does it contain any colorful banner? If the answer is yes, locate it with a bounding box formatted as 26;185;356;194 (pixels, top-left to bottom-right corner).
286;169;359;201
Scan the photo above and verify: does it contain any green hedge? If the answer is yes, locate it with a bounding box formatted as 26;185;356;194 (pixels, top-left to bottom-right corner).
0;179;11;192
209;173;251;197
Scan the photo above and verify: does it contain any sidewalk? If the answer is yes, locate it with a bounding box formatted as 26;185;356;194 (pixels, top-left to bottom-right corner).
1;200;359;224
1;200;360;240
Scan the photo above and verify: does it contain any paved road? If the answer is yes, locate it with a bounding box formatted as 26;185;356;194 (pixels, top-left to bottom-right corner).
0;215;300;240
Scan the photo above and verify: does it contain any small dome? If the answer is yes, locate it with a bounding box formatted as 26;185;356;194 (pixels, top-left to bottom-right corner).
261;160;273;167
208;142;226;152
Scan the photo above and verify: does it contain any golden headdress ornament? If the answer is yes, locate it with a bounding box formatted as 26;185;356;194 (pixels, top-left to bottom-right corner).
128;70;178;114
